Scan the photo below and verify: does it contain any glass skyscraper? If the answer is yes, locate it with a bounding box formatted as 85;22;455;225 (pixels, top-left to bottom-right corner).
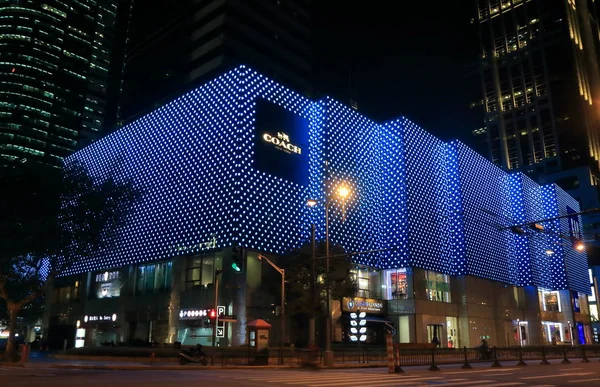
0;0;131;166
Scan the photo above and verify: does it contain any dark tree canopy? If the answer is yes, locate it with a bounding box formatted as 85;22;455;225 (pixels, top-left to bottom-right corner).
0;157;140;360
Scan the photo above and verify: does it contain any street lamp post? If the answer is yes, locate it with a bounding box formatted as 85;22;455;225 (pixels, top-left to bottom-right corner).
258;255;285;364
309;223;316;348
212;269;223;347
307;184;350;367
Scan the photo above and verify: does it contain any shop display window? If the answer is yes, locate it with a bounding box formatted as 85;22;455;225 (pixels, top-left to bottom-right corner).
425;270;451;303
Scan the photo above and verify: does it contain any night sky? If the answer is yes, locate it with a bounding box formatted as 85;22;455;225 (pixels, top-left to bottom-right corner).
314;1;481;150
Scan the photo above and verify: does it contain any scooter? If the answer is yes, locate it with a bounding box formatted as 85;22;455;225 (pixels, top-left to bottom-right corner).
178;344;208;365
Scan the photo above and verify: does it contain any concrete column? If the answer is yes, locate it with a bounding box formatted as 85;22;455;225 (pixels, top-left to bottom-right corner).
167;256;184;343
523;286;543;345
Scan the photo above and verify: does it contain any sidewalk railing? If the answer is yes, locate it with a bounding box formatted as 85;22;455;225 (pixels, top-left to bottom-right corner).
204;344;600;367
392;344;600;370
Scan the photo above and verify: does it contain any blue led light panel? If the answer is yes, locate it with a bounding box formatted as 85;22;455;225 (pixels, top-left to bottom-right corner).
236;68;318;253
554;185;590;294
453;141;512;283
388;118;449;273
540;184;569;290
63;72;242;275
516;173;553;288
322;98;384;267
378;121;409;269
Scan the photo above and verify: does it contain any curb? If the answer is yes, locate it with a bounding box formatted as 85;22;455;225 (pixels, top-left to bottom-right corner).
49;363;387;371
0;362;25;368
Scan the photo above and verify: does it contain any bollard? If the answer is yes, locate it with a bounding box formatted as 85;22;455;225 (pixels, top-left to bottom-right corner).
394;346;405;374
428;347;440;371
516;346;527;367
561;346;571;364
150;352;155;364
491;346;502;368
386;335;394;374
540;346;550;365
581;346;590;363
461;346;472;369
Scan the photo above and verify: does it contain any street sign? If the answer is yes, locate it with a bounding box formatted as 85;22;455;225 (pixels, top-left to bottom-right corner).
219;314;237;322
216;327;224;338
217;306;226;316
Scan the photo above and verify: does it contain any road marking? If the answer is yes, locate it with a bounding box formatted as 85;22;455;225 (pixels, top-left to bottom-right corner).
445;368;517;375
256;374;427;383
521;373;594;380
302;376;441;386
310;378;460;387
568;379;600;383
413;380;495;387
476;384;523;387
559;368;583;371
487;373;514;376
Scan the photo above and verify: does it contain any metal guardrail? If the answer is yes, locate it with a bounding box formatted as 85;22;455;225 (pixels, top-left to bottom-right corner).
205;344;600;367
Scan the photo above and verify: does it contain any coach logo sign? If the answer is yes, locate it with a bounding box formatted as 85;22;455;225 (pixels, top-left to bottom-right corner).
262;132;302;155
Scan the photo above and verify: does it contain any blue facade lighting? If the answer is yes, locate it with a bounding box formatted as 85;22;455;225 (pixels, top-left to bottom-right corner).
64;66;590;294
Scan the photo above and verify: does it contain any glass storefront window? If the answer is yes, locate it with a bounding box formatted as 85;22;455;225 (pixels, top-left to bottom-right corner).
425;271;451;303
384;268;408;300
539;289;561;312
134;261;172;295
185;253;222;290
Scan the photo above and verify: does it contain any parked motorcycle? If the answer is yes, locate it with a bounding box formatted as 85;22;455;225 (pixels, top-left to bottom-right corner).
178;344;208;365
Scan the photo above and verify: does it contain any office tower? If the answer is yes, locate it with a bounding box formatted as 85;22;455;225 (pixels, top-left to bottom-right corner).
121;0;312;122
469;0;600;237
0;0;132;166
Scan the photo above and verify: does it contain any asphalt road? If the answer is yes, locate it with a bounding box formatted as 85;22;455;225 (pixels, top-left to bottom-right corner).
2;361;600;386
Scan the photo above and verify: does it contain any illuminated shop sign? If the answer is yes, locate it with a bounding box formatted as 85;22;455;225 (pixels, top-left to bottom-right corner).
93;271;121;298
95;271;120;283
179;309;209;320
84;314;117;323
254;99;309;186
342;297;386;315
349;311;367;342
262;132;302;155
170;235;217;254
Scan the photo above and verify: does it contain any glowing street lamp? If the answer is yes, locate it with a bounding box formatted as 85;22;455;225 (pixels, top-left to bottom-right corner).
306;182;352;367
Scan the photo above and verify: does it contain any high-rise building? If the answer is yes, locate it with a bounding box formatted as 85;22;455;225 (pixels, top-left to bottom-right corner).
121;0;312;123
0;0;132;167
469;0;600;240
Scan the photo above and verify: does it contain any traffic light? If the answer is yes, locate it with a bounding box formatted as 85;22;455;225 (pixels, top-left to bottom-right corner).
208;309;217;324
231;246;243;273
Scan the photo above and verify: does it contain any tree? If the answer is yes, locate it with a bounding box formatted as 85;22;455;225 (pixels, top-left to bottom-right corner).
0;157;140;360
262;242;357;346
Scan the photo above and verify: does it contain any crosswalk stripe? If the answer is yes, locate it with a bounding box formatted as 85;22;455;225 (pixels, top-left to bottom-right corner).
308;377;455;387
249;374;427;382
445;368;517;375
413;381;494;387
568;379;600;383
521;373;594;380
473;384;523;387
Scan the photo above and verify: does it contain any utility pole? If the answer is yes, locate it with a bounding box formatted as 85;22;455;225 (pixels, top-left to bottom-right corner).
309;224;316;347
212;269;222;347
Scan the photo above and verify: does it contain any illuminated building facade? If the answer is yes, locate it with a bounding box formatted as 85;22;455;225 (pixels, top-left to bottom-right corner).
0;0;131;166
469;0;600;253
44;66;592;350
